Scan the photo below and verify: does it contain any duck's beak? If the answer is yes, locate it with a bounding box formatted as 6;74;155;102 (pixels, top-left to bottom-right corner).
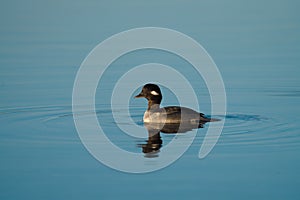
135;92;144;98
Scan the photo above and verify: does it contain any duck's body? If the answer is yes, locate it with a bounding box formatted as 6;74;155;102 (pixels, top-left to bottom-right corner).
143;105;211;124
135;83;217;124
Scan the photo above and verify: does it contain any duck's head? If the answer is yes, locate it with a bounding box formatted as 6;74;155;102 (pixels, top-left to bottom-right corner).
135;83;162;104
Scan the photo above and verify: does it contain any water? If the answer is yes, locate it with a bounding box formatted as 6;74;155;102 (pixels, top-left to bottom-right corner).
1;0;300;199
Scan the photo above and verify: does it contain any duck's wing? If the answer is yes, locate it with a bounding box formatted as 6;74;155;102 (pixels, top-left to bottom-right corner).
161;106;200;123
162;106;182;115
163;106;216;122
163;106;200;115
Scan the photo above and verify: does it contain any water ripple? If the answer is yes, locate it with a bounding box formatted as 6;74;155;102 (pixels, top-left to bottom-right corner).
0;106;299;151
216;113;299;150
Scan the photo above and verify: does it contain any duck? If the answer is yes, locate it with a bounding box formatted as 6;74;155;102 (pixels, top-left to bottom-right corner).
135;83;218;124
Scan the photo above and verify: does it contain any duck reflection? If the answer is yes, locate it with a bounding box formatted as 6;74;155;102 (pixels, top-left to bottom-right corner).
138;125;163;158
138;121;206;157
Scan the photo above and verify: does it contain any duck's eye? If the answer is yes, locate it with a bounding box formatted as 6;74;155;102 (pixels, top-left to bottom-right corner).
150;90;159;96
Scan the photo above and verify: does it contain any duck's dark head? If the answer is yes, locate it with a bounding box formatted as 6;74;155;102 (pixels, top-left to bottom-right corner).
135;83;162;106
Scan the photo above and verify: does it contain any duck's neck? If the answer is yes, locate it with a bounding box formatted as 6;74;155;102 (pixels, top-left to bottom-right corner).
147;101;160;110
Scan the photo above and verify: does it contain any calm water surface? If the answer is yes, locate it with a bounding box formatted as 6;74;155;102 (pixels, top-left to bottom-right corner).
1;1;300;200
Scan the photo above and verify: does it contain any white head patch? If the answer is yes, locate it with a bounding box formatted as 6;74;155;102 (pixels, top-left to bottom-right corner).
150;90;159;96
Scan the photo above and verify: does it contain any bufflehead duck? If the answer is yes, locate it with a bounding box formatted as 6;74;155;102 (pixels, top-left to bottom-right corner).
135;83;218;124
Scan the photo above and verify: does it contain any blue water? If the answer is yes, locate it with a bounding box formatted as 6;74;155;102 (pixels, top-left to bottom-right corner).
1;0;300;199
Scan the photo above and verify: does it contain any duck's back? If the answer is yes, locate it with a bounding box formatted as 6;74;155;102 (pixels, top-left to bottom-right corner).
162;106;202;123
